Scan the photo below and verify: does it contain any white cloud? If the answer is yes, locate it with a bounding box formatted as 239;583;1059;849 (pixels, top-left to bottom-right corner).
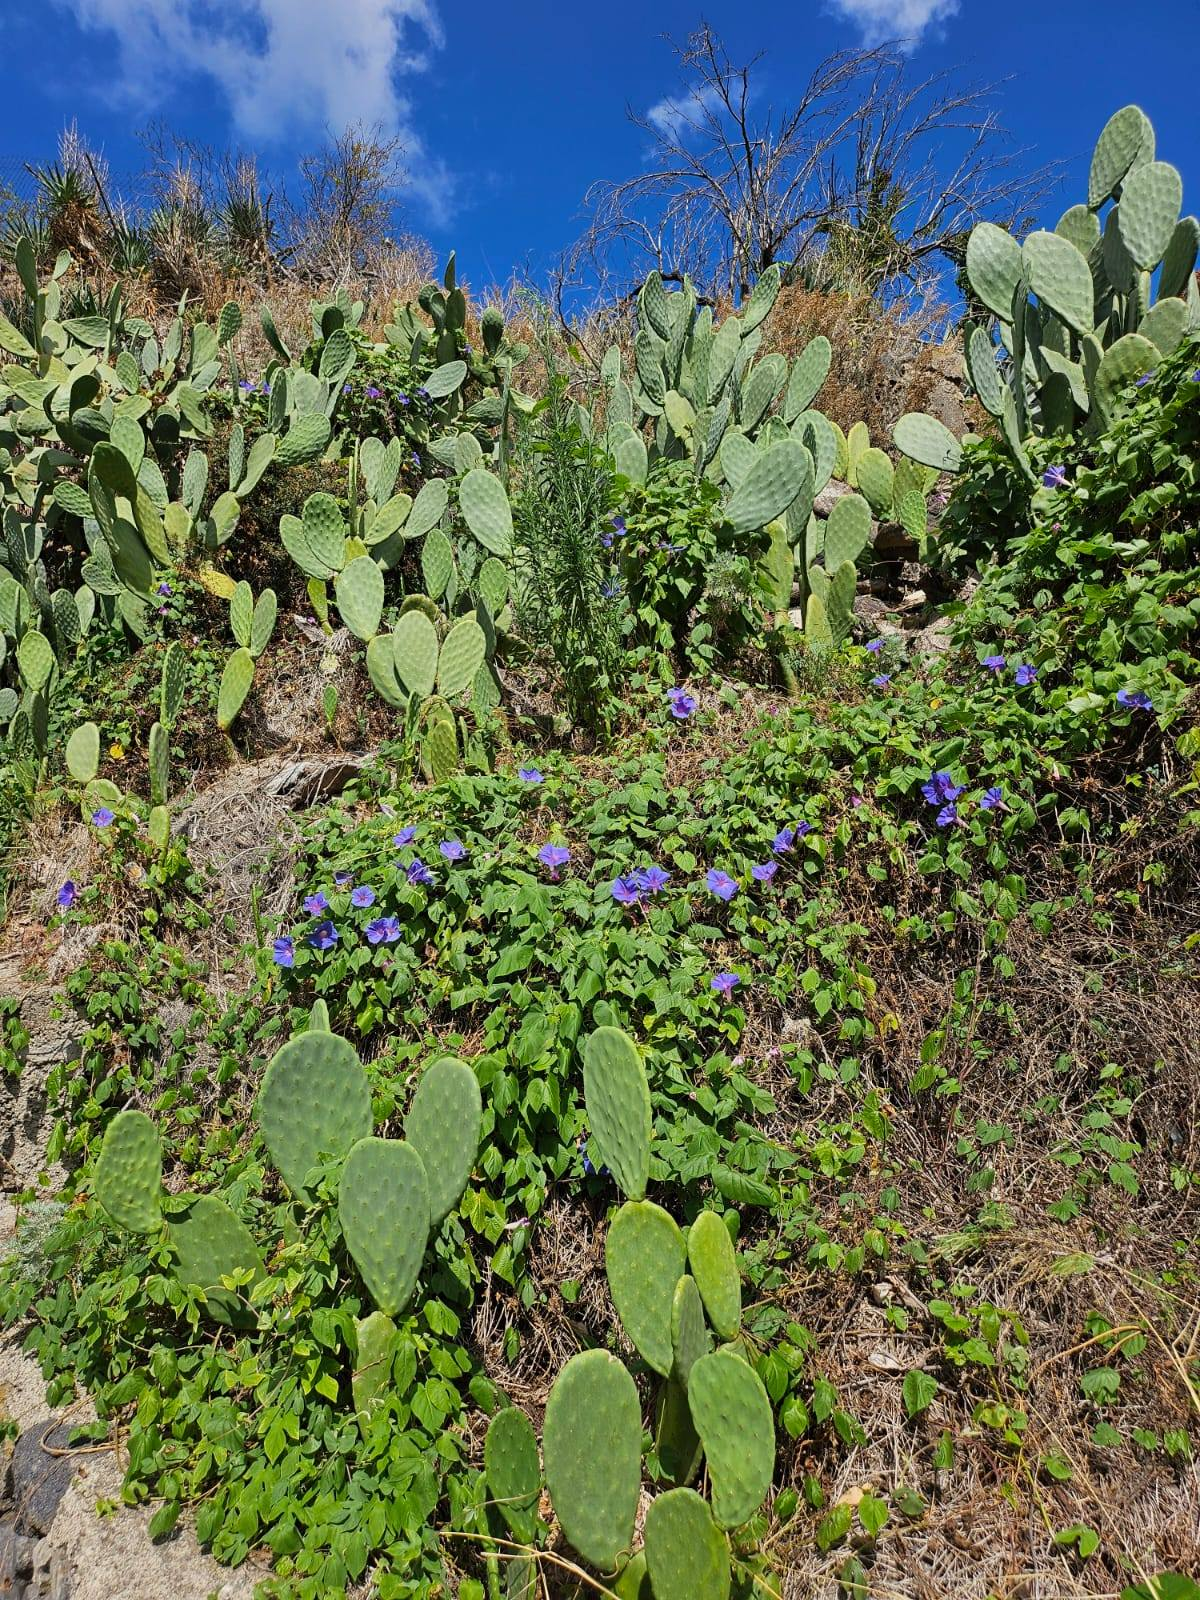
645;83;726;140
60;0;451;215
826;0;960;51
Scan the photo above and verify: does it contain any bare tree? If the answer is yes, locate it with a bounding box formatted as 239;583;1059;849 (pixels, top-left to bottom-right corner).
290;123;408;280
564;23;1057;307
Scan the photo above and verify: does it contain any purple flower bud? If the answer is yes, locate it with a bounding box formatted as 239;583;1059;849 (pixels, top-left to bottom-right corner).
366;915;401;945
366;386;382;399
611;876;641;906
1042;465;1068;489
871;674;891;688
866;638;884;653
407;858;435;887
334;870;354;887
157;581;173;598
667;687;697;720
983;654;1006;673
935;803;959;828
538;843;571;879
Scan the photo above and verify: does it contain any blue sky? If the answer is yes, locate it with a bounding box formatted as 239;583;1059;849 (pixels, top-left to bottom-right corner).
4;0;1197;295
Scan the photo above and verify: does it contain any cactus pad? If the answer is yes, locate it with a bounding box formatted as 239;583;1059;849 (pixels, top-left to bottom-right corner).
437;618;487;699
392;609;439;699
543;1349;641;1571
160;641;186;728
1089;104;1154;207
169;1193;264;1327
484;1406;541;1542
403;1055;481;1225
335;555;385;640
965;222;1024;322
459;468;513;558
258;1031;372;1199
892;413;962;474
216;647;255;731
686;1350;775;1529
94;1109;162;1233
823;493;872;570
339;1137;430;1316
1022;230;1094;336
687;1211;742;1341
65;721;100;783
1117;160;1183;270
725;440;811;536
670;1272;712;1385
854;448;893;519
148;720;169;806
406;476;449;541
582;1026;651;1201
352;1309;398;1424
605;1199;686;1376
644;1488;731;1600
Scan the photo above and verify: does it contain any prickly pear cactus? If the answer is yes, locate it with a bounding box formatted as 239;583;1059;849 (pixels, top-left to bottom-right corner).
582;1026;651;1201
65;722;100;783
168;1193;264;1328
94;1109;162;1233
543;1349;642;1571
338;1137;430;1316
216;647;255;731
685;1350;775;1529
687;1211;742;1341
605;1200;686;1376
670;1273;713;1386
643;1488;731;1600
351;1310;398;1424
257;1031;373;1199
484;1406;542;1542
403;1056;481;1226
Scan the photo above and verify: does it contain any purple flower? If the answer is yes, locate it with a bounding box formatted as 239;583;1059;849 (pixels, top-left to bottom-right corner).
366;915;401;945
343;383;352;394
611;876;641;906
393;827;416;846
397;393;410;406
156;581;173;598
579;1137;595;1176
307;920;338;950
600;530;614;548
1134;372;1156;388
238;379;254;392
871;674;891;688
518;767;544;785
656;540;686;553
411;452;421;469
366;385;382;399
980;786;1005;811
866;638;884;654
56;881;78;909
1042;465;1068;489
407;858;435;887
1015;664;1038;686
601;578;623;599
417;387;430;401
635;865;671;894
334;870;354;887
351;885;376;908
773;828;795;853
921;771;965;806
751;861;777;883
983;654;1006;673
439;839;466;862
936;803;960;828
1116;688;1154;712
710;971;741;996
706;868;738;902
303;891;329;915
538;843;571;879
611;515;627;536
272;935;295;967
91;807;115;828
261;382;271;396
668;687;697;720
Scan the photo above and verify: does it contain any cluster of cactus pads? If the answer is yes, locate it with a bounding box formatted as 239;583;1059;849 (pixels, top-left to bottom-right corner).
601;268;929;649
481;1026;775;1600
92;1010;481;1358
893;104;1197;480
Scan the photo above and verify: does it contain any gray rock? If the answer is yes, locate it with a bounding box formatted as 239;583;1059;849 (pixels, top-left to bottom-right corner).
911;617;955;656
9;1423;76;1536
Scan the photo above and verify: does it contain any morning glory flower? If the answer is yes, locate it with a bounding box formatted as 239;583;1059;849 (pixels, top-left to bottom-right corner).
751;861;778;883
579;1137;595;1176
261;382;271;395
1042;465;1068;489
238;379;254;392
272;935;295;967
773;828;795;853
439;839;466;862
157;581;173;598
351;885;376;908
334;870;354;887
667;687;697;720
866;638;884;654
983;654;1006;673
1134;372;1156;387
517;767;543;785
417;387;430;401
921;772;964;806
980;786;1005;811
393;827;416;846
343;383;352;394
407;858;435;886
706;868;738;902
710;971;741;996
366;915;401;945
308;920;338;950
936;803;960;828
303;891;329;915
611;876;641;906
397;393;410;407
656;541;686;553
411;452;421;469
366;385;382;399
538;843;571;879
635;865;671;894
611;515;627;536
1116;688;1154;712
1015;664;1038;686
871;674;891;688
56;881;78;909
91;807;115;828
